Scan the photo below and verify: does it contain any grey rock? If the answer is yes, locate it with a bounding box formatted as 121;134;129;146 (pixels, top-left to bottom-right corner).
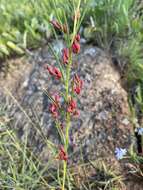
0;44;132;164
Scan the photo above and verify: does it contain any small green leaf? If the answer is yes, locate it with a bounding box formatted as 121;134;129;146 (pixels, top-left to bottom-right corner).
7;41;24;54
0;44;9;55
23;31;27;49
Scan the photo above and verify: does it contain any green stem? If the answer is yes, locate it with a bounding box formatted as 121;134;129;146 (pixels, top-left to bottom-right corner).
65;48;72;148
61;48;72;190
71;0;81;44
61;1;81;188
62;161;67;190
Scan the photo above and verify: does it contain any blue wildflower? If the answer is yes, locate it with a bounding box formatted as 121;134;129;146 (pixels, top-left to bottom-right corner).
115;147;127;160
137;128;143;135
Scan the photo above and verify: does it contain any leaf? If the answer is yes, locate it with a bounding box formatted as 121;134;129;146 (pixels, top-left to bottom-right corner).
2;32;16;42
7;41;24;54
0;44;9;55
23;31;27;49
24;21;40;40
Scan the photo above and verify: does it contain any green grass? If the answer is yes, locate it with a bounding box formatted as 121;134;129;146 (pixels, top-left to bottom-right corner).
0;0;87;58
83;0;134;48
83;0;143;87
0;0;54;58
0;103;123;190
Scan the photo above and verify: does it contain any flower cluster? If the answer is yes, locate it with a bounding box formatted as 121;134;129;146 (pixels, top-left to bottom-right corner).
57;146;68;161
47;14;82;164
67;98;79;116
49;94;61;118
73;74;83;95
46;65;62;80
48;5;82;190
62;48;69;64
72;34;80;54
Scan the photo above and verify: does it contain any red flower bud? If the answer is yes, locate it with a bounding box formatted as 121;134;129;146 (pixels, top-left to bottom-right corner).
49;94;61;118
57;146;68;161
67;98;77;113
53;67;62;79
75;34;80;42
47;66;55;75
49;104;58;118
46;66;62;80
62;48;69;64
74;86;81;94
72;41;80;54
73;74;83;95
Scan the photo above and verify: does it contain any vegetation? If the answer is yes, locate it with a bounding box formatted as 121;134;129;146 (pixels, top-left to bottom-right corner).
0;0;53;58
0;0;143;189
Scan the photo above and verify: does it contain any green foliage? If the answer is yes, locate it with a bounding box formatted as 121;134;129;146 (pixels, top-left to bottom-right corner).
0;0;88;59
0;0;53;58
117;19;143;84
83;0;143;93
128;146;143;178
0;101;124;189
84;0;134;49
0;103;59;190
71;160;124;190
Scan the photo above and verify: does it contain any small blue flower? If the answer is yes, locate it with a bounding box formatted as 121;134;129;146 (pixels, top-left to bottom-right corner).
115;147;127;160
137;128;143;135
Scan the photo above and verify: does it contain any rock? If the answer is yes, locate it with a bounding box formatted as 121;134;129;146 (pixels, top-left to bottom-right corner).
71;46;132;163
0;44;132;165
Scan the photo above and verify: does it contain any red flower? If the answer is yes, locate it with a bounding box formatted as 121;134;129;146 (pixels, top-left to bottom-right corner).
46;66;62;80
49;104;58;118
47;66;55;75
57;146;68;161
72;41;80;54
74;86;81;94
62;48;69;64
49;94;61;118
67;98;77;113
67;98;80;117
53;67;62;79
73;74;83;95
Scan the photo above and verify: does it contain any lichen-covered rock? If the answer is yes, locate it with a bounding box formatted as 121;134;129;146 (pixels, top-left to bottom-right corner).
0;44;132;164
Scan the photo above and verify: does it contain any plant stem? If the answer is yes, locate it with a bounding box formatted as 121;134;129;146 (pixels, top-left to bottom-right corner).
62;1;81;187
62;161;67;190
65;48;72;148
62;49;72;189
